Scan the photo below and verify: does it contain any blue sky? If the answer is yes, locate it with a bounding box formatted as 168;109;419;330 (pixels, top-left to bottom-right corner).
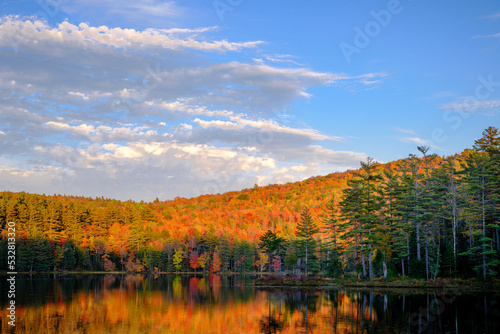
0;0;499;201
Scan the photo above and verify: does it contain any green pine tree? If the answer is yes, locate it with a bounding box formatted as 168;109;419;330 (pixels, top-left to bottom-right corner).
323;199;343;278
33;238;55;272
61;241;76;270
296;209;320;277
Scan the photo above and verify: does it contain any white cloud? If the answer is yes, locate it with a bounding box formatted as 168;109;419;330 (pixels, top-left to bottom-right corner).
355;72;389;86
399;136;429;146
194;118;242;131
259;54;304;66
394;128;417;136
398;136;442;151
0;17;373;201
68;92;90;100
193;116;337;142
0;17;263;53
395;129;444;151
472;32;500;39
441;99;500;114
480;12;500;20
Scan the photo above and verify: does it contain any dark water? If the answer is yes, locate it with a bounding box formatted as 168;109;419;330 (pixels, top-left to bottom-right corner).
0;274;499;333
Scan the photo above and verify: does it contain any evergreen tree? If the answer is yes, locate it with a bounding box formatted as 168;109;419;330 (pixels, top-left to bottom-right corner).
162;239;176;272
440;157;461;268
460;147;500;278
61;241;76;270
17;238;35;272
127;210;149;251
358;158;384;279
33;238;55;272
339;178;366;276
296;209;320;277
259;230;286;275
259;230;276;275
473;127;500;254
44;199;64;242
75;246;91;270
234;240;253;272
218;235;232;272
323;199;343;278
339;158;384;278
26;196;44;236
381;168;410;277
62;201;86;246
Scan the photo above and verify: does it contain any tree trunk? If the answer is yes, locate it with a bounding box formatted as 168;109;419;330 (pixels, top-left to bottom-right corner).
406;234;410;275
451;166;457;263
416;222;421;260
360;230;366;277
296;258;301;279
469;219;472;251
305;242;308;277
361;253;366;277
368;245;373;279
414;163;422;261
425;245;429;281
368;229;373;279
496;228;500;253
268;252;271;275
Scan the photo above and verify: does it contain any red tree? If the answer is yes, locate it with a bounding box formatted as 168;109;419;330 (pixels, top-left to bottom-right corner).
189;251;200;270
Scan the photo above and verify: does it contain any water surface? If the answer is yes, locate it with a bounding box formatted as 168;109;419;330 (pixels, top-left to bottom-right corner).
1;274;499;333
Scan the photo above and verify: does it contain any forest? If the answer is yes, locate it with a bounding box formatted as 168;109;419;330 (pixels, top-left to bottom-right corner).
0;126;499;281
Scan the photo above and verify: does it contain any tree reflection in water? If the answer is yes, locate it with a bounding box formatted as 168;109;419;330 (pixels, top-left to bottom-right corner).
0;275;499;333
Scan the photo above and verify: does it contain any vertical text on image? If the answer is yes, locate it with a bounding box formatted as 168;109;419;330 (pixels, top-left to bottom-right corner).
6;221;17;327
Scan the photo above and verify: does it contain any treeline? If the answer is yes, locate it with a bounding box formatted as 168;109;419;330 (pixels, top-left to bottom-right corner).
258;127;500;280
0;190;264;273
0;127;499;280
0;158;350;274
251;128;499;281
0;180;337;274
326;126;500;280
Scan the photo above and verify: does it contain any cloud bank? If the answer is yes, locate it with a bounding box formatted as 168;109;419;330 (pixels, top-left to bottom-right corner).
0;17;374;201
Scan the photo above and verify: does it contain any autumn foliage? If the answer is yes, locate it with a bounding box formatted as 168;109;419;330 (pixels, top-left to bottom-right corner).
0;127;499;280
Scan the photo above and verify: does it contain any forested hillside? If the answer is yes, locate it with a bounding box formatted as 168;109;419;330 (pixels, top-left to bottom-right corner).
1;127;499;280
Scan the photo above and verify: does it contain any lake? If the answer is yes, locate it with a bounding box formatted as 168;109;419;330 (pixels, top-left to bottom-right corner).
1;274;499;333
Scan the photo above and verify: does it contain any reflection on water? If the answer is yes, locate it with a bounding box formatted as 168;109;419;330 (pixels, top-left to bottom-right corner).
0;274;499;333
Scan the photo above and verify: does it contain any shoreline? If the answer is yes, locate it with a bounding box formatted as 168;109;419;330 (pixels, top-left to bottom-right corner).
0;270;263;275
3;271;500;292
254;276;500;291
